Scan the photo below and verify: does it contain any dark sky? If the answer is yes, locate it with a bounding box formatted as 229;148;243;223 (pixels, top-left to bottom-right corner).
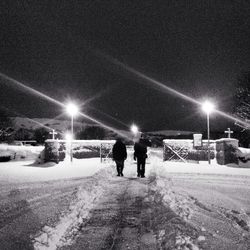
1;0;250;132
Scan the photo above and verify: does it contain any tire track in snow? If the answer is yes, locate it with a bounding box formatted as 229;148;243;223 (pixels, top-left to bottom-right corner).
57;170;201;250
151;163;250;249
33;168;113;250
147;173;201;250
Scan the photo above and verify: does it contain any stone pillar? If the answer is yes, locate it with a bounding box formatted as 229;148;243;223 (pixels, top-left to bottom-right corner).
44;140;65;163
45;140;59;163
216;138;239;165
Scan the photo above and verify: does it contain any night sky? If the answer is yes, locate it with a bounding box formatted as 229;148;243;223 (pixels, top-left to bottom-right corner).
1;1;250;132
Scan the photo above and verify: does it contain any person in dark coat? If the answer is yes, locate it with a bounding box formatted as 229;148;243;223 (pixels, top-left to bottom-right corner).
134;136;149;178
112;138;127;176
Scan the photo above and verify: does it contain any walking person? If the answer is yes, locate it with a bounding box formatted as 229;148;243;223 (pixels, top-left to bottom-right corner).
134;135;149;178
112;138;127;176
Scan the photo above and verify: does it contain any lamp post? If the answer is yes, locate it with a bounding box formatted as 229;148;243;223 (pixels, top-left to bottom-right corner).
202;101;214;164
66;103;79;162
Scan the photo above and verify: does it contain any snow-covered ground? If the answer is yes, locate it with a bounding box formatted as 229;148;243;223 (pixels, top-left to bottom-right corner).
1;149;250;249
0;143;44;160
0;155;114;250
161;159;250;176
149;156;250;249
0;157;107;185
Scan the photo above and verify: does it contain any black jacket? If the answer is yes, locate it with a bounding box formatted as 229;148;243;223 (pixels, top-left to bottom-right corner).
112;140;127;161
134;139;148;159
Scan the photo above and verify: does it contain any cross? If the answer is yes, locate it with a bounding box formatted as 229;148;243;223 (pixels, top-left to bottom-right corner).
224;128;233;138
49;129;58;140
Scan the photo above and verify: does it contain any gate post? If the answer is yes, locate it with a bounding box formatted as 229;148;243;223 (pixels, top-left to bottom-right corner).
216;138;239;165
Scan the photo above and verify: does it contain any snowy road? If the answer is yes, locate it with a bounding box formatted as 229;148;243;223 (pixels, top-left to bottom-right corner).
154;176;250;249
56;174;201;250
1;154;250;249
0;177;93;249
57;162;250;250
59;177;159;249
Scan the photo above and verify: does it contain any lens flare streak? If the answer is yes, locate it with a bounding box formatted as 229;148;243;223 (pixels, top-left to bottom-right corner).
96;51;200;105
98;52;250;128
1;67;250;133
0;72;130;139
0;72;64;108
89;106;128;128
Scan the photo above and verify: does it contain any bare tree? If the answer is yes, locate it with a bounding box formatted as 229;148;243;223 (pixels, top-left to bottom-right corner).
234;71;250;129
0;111;15;142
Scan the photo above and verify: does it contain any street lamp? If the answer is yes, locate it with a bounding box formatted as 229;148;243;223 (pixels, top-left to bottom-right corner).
131;124;141;143
131;124;139;135
202;101;215;164
66;103;79;162
65;132;73;142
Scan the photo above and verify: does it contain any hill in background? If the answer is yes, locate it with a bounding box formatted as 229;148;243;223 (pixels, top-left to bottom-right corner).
12;117;86;132
11;117;196;140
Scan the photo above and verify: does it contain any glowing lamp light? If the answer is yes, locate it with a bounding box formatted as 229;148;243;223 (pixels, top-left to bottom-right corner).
201;100;215;165
65;102;79;163
66;103;79;116
202;101;215;114
131;124;139;134
65;133;73;142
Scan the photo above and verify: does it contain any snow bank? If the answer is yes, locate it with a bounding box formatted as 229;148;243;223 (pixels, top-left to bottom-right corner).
146;158;200;249
161;160;250;176
0;144;44;161
33;166;113;250
0;150;13;157
236;147;250;168
149;157;250;249
149;159;250;226
0;156;108;184
238;147;250;155
149;161;192;221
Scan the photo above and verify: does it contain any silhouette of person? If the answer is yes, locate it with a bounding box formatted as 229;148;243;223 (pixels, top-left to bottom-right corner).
112;138;127;176
134;134;150;178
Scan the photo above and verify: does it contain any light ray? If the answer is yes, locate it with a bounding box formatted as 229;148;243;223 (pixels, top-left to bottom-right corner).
77;111;130;139
0;72;131;140
215;110;250;129
29;114;67;135
88;106;128;128
97;52;250;129
79;88;111;108
95;51;200;105
25;117;59;132
1;105;64;135
39;113;65;127
0;72;64;108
